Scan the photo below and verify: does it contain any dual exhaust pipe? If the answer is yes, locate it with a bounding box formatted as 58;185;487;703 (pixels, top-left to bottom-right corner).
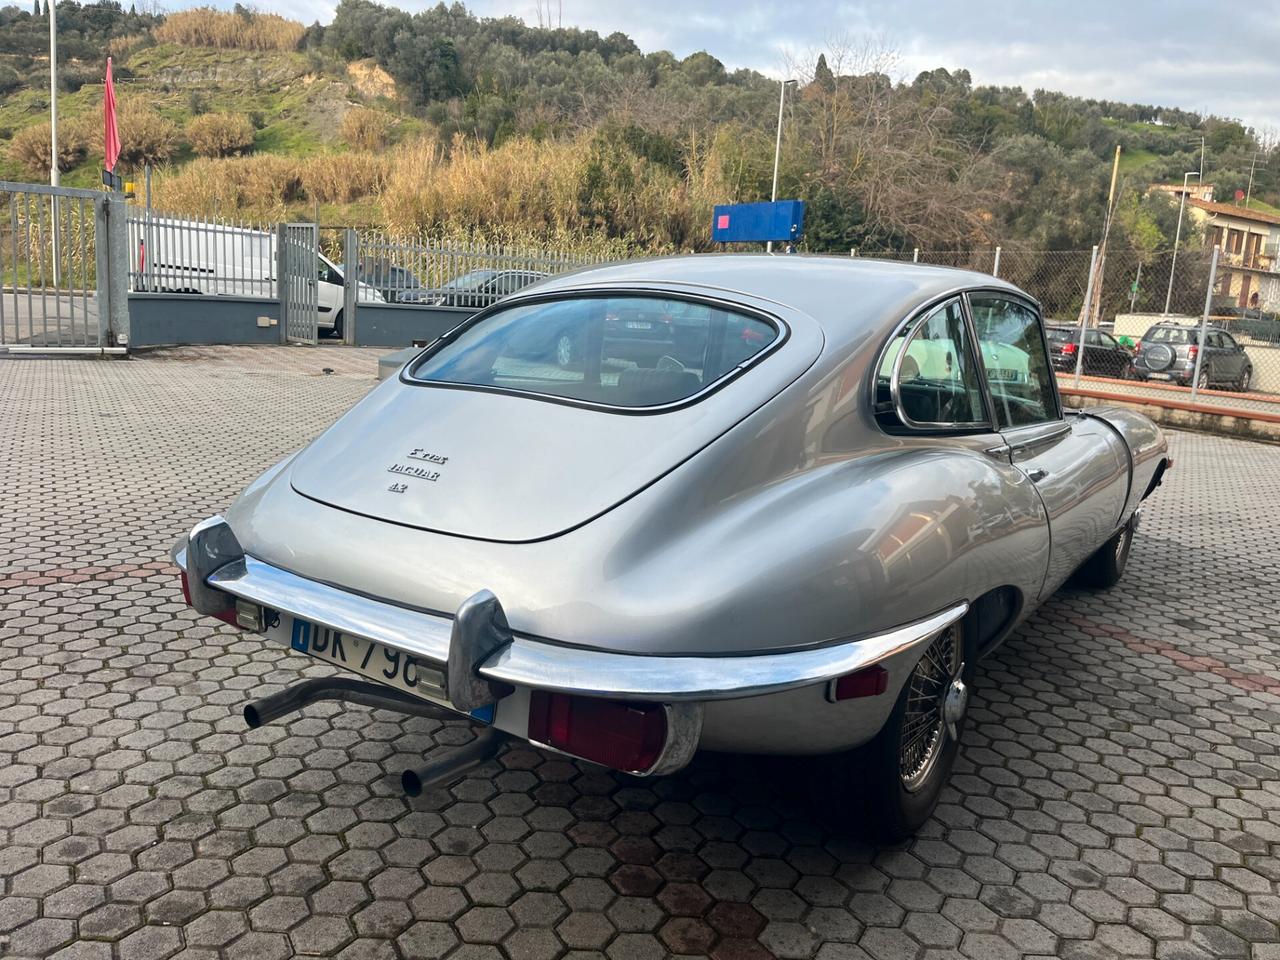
244;677;505;797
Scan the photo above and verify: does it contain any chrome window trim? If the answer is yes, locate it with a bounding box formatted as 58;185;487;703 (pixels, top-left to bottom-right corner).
877;292;993;433
963;288;1064;428
174;545;967;704
399;288;790;417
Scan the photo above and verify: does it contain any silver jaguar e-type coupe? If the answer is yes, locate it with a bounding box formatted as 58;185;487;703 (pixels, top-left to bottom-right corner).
173;255;1169;840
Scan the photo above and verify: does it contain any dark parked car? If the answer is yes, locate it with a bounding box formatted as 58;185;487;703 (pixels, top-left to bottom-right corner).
358;264;432;304
1046;324;1133;378
1132;322;1253;391
430;270;547;308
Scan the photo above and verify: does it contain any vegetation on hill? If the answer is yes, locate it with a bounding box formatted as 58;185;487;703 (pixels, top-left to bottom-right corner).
1;1;1277;257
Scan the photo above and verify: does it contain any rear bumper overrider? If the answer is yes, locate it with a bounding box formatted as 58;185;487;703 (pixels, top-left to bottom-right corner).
172;516;966;776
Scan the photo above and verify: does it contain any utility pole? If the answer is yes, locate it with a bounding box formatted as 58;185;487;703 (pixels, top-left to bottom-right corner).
766;78;795;254
1164;171;1200;315
1246;151;1259;207
1199;135;1205;183
1081;145;1122;328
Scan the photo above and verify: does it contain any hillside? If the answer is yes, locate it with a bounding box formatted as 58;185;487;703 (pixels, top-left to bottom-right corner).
1;2;1276;255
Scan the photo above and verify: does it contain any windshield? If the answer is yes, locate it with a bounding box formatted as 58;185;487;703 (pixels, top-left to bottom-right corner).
1045;328;1075;342
409;295;780;408
442;270;499;292
1147;327;1193;344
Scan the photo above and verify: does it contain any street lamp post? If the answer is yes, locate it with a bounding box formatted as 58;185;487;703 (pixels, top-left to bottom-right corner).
1164;171;1200;315
766;78;796;254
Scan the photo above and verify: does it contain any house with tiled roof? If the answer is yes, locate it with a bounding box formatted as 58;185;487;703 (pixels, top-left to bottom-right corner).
1185;198;1280;310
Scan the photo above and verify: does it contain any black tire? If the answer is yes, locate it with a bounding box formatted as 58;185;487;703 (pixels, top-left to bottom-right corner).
330;311;344;341
555;330;576;368
1238;367;1252;392
1073;516;1134;589
827;624;969;844
1195;369;1209;390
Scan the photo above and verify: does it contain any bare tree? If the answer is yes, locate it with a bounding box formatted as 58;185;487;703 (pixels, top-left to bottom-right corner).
784;37;1003;248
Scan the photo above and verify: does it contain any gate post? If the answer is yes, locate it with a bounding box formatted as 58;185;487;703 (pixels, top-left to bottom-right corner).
276;223;288;345
343;228;358;346
94;192;131;348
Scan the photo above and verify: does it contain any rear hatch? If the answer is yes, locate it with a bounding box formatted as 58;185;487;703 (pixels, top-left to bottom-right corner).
289;302;821;542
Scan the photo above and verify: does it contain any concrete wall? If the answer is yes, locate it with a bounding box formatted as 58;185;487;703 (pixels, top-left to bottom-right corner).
129;294;280;348
352;303;473;348
1063;391;1280;444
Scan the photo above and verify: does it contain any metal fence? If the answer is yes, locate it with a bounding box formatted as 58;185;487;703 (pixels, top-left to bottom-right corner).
351;233;607;308
127;207;276;298
1;182;110;349
864;243;1280;420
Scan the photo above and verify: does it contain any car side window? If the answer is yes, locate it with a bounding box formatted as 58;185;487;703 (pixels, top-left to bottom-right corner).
1085;330;1101;346
1099;332;1119;349
1220;332;1239;350
967;295;1060;429
876;299;987;430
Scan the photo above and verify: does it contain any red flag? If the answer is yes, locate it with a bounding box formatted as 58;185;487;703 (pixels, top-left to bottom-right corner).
104;57;120;173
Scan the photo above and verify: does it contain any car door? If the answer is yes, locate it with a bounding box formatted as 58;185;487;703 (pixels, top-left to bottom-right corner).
966;293;1130;598
1217;331;1246;383
1095;331;1126;377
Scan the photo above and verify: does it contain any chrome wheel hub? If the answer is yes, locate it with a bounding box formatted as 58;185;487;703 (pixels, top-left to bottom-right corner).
899;627;963;792
943;676;968;741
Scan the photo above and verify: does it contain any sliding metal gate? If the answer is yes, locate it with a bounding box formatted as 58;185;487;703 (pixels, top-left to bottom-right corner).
1;180;128;350
280;222;319;345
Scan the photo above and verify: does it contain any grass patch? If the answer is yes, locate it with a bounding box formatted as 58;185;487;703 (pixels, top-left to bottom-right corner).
1118;147;1158;173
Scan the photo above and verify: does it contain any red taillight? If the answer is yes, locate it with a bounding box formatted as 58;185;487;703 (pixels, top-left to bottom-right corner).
1188;345;1198;361
178;570;238;624
1133;341;1141;354
830;665;889;700
527;692;667;772
1061;342;1077;356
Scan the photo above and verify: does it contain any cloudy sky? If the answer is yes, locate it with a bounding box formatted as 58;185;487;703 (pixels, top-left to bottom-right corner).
236;0;1280;131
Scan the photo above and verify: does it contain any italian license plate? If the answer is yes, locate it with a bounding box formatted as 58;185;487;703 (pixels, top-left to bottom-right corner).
1148;373;1172;381
282;616;495;723
625;321;652;330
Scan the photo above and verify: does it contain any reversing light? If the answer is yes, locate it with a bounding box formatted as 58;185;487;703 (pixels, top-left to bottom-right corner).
177;572;261;629
527;691;667;772
827;665;889;702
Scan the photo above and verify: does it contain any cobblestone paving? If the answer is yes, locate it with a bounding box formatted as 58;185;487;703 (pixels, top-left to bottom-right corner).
2;345;1279;960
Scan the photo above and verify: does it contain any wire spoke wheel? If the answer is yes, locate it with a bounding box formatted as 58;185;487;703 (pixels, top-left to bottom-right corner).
898;626;963;792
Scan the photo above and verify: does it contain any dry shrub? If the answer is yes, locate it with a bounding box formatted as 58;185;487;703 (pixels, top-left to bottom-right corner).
93;100;181;169
340;107;392;152
187;112;255;158
299;153;390;203
378;132;719;251
154;7;305;52
154;154;303;218
8;121;87;175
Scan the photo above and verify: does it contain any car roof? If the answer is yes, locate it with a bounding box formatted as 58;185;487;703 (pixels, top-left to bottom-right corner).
519;255;1029;346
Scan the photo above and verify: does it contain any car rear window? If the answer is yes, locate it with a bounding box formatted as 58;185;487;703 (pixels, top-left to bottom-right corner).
407;295;780;408
1045;328;1073;342
1147;327;1191;344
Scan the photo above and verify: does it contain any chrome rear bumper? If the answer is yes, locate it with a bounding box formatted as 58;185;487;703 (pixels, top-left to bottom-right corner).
174;539;965;703
171;516;966;774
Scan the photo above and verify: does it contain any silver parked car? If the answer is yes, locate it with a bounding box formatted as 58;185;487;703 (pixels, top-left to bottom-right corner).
1132;321;1253;391
172;256;1170;840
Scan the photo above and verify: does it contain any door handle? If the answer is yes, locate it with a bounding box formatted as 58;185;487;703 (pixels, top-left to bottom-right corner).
1026;468;1049;483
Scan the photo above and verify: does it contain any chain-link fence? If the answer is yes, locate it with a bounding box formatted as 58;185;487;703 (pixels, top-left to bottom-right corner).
864;244;1280;421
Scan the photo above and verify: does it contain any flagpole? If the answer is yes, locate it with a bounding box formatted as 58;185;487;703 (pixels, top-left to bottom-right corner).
50;0;61;285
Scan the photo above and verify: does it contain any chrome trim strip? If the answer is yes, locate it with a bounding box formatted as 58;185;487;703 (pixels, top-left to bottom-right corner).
182;550;968;703
479;605;966;701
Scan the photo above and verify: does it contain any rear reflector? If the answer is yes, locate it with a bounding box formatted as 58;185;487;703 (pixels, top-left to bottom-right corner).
828;665;889;701
527;691;666;773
